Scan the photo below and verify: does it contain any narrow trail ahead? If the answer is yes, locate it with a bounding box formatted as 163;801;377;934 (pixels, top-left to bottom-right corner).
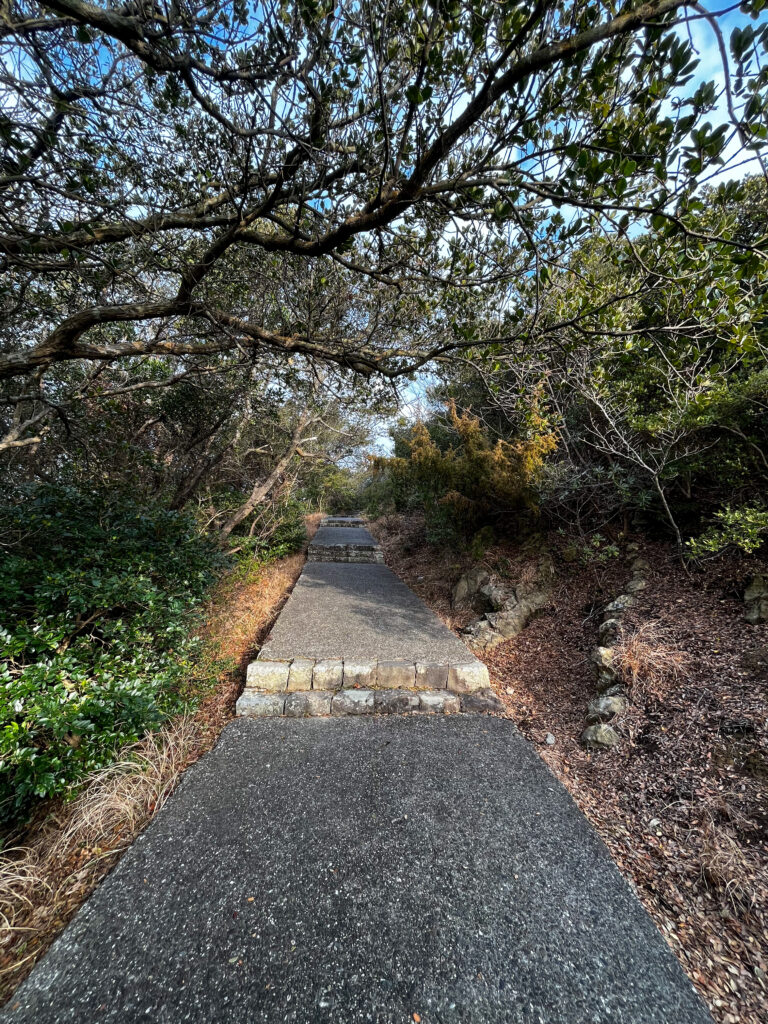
4;518;711;1023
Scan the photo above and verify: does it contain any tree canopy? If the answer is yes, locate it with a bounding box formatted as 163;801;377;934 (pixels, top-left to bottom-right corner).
2;0;766;394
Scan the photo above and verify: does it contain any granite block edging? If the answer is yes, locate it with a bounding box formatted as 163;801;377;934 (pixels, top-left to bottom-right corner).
243;656;489;694
236;656;495;718
307;547;385;564
235;686;482;718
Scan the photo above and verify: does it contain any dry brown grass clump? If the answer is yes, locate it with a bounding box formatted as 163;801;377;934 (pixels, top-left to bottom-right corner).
613;620;690;696
694;797;761;918
0;717;199;992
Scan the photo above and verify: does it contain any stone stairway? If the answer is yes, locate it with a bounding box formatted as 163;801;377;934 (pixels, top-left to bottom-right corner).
236;516;502;719
307;523;385;563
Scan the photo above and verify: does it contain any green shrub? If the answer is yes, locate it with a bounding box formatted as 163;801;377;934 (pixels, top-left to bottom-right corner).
0;486;225;821
372;400;557;542
687;503;768;558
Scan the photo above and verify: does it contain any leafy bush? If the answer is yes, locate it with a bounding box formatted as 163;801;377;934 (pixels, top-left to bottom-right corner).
372;400;556;542
0;486;225;821
223;495;307;560
687;503;768;558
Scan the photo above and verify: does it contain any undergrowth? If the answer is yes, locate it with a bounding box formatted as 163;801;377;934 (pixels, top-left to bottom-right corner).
0;485;305;824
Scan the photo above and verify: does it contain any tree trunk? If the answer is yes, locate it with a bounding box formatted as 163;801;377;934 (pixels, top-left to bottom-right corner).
217;411;310;541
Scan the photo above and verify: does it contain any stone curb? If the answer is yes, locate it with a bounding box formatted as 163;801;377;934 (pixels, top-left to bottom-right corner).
307;548;385;564
247;657;490;694
236;687;469;718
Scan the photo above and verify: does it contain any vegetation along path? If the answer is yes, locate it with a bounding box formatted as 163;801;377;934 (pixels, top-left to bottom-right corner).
4;518;711;1023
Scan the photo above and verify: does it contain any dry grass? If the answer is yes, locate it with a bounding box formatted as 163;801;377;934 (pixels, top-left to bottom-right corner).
693;796;761;918
0;717;198;987
0;517;321;1004
48;716;199;859
613;620;690;696
698;821;759;916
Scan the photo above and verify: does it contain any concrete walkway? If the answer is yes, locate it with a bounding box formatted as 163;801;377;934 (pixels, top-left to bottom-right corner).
259;562;476;663
5;717;710;1023
3;517;711;1022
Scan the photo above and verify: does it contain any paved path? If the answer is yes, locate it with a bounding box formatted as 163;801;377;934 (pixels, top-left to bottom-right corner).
310;525;378;546
5;717;709;1023
259;562;476;663
4;517;711;1022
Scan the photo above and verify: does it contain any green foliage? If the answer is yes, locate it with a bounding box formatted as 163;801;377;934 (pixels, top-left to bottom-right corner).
0;486;225;820
687;504;768;558
224;496;308;562
301;465;360;514
434;176;768;548
373;400;557;543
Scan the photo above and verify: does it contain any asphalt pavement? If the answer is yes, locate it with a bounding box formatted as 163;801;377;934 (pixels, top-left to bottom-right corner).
4;715;711;1024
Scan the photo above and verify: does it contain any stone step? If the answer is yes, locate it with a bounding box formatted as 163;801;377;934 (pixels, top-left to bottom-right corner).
308;525;384;564
243;657;490;693
307;545;384;564
236;686;503;718
319;516;366;528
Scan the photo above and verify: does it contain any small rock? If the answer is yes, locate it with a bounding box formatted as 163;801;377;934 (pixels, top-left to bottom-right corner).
545;733;556;746
590;646;619;689
586;694;627;723
598;618;621;644
626;542;640;555
453;566;491;611
581;723;621;749
463;619;501;649
604;594;635;615
744;574;768;624
603;684;626;697
459;688;504;714
478;581;510;611
630;557;650;572
744;574;768;603
487;590;549;638
561;543;580;563
626;577;647;593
